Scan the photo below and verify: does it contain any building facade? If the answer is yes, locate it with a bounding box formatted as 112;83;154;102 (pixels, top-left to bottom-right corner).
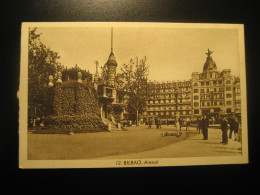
143;49;241;123
191;49;241;118
144;80;192;124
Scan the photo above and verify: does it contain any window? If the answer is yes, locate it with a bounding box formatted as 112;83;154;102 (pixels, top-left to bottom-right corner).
213;81;217;85
214;101;217;105
194;83;198;87
201;82;204;86
210;73;212;78
226;108;232;113
236;88;240;93
220;101;223;105
194;109;199;114
194;89;199;93
194;95;199;100
226;101;232;105
194;102;199;107
206;81;209;86
214;88;217;92
219;88;224;92
207;102;210;106
236;100;241;104
226;86;231;91
219;81;222;85
201;89;205;93
226;80;231;84
226;94;232;98
207;89;209;93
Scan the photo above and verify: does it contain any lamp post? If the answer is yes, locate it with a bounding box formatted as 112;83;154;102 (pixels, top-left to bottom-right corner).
210;87;214;112
175;87;180;120
209;87;214;123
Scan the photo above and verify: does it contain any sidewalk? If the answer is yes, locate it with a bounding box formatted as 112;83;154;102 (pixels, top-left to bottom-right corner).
97;128;242;159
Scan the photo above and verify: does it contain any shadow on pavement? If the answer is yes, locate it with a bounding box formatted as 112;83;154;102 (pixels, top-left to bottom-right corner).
212;146;240;150
213;150;241;154
198;141;219;144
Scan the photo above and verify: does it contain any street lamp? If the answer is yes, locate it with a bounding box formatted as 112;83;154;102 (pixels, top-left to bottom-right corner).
175;87;180;120
210;87;214;112
209;87;214;123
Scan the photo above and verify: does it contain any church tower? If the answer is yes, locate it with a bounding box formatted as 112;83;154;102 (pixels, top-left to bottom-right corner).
106;28;118;86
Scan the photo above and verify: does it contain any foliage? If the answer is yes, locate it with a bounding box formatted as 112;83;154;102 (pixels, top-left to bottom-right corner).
53;82;100;116
62;65;92;83
42;82;107;133
116;56;149;123
41;114;108;134
100;63;108;83
28;27;63;118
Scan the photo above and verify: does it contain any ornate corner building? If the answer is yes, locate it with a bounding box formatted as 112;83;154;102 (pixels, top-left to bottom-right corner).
144;49;241;123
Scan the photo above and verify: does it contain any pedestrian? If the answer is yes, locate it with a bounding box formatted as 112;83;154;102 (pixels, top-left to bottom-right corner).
186;117;191;131
229;113;236;140
197;116;202;133
220;115;228;144
158;118;162;129
156;118;160;129
176;120;181;136
178;117;183;132
201;115;209;140
148;118;152;129
237;115;242;150
234;115;239;141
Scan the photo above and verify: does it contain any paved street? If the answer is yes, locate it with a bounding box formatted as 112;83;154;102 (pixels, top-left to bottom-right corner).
97;127;242;159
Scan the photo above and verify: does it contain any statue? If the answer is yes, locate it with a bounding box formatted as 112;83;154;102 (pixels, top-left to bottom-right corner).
77;72;82;83
48;75;54;87
57;72;62;83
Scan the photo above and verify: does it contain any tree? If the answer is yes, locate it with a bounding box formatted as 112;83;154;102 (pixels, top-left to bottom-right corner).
100;63;108;83
28;27;63;124
118;56;149;125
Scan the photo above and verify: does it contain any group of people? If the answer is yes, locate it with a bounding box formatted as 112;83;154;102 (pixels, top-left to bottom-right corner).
196;115;209;140
219;114;240;144
147;114;241;146
196;113;241;144
147;117;162;129
147;117;191;132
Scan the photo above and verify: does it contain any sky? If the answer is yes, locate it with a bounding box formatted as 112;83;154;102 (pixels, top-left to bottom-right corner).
37;26;241;81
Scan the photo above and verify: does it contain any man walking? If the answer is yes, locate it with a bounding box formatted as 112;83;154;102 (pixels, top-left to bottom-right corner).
220;115;228;144
201;115;209;140
229;113;236;140
148;118;152;129
158;117;162;129
178;117;183;132
186;117;191;131
155;118;158;129
197;116;202;134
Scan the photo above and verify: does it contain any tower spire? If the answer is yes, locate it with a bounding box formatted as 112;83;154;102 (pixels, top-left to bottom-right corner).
111;28;113;53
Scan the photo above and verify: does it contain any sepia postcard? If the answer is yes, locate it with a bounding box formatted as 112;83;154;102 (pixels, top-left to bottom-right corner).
19;22;248;168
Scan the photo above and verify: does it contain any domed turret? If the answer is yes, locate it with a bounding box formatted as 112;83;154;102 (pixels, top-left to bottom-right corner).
203;49;217;72
107;51;118;67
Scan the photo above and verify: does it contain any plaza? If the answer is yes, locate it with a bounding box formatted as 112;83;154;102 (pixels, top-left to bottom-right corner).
28;125;242;160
